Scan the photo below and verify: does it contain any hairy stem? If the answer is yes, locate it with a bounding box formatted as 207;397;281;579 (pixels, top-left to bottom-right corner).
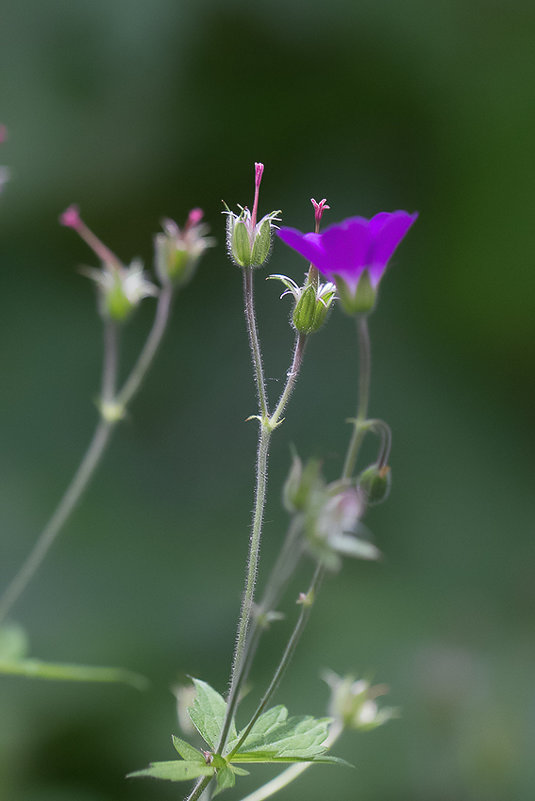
219;329;309;752
270;332;307;428
219;424;271;751
243;267;269;419
116;283;174;409
228;562;324;759
342;315;371;480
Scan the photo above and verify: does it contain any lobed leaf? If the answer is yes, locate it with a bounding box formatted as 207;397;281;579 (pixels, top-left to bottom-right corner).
188;678;237;750
235;708;332;759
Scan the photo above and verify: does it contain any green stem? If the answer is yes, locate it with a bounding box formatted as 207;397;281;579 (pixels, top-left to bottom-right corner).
243;267;269;419
228;562;324;760
219;424;271;751
116;283;174;409
232;515;304;707
0;321;120;625
235;721;344;801
0;418;114;625
269;332;307;428
184;775;213;801
342;315;371;480
0;286;174;625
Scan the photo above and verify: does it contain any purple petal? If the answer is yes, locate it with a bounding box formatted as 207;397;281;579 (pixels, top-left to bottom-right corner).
368;211;393;235
277;227;330;273
319;217;372;287
369;211;418;285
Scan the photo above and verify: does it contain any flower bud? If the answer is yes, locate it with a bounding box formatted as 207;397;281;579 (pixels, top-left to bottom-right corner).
282;452;323;513
224;162;281;268
323;670;398;731
269;274;336;335
226;207;280;268
155;210;214;287
357;464;391;505
60;205;157;321
292;282;335;334
81;260;158;322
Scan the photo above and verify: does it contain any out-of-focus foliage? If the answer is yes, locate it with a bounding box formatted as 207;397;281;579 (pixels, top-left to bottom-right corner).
0;1;534;800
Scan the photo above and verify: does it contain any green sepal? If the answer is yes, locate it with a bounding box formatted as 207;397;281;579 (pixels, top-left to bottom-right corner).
336;270;377;315
127;760;215;782
251;218;272;265
232;220;252;267
188;678;237;750
329;533;381;561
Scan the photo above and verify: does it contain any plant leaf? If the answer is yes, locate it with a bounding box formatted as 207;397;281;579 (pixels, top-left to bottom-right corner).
0;658;148;689
213;765;235;796
230;765;250;776
172;735;206;763
127;760;215;782
235;709;332;759
188;678;236;750
230;753;353;766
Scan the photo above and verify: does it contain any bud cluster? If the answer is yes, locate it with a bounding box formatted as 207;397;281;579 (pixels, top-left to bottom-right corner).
60;204;212;321
282;453;381;571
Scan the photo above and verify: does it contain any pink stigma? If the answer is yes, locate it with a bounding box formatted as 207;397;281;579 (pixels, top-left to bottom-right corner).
311;198;330;232
60;204;82;230
186;207;204;227
0;125;7;144
251;162;265;229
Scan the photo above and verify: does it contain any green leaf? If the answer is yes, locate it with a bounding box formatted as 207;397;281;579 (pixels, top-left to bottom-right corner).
0;658;148;690
213;765;235;796
0;623;29;661
188;678;236;750
230;765;250;776
171;735;205;763
230;753;352;766
235;709;332;759
127;760;215;782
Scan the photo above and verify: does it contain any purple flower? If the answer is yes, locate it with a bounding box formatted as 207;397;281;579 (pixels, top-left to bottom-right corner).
277;210;417;314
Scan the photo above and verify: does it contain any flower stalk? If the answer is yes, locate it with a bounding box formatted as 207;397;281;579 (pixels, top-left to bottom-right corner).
0;279;175;625
342;314;371;480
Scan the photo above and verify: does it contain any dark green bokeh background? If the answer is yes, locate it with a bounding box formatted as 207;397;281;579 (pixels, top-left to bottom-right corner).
1;1;534;799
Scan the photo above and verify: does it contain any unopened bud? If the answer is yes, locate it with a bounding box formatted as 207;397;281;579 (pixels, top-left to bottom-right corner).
224;162;280;268
357;464;391;505
282;452;323;513
155;211;213;287
292;282;335;334
323;670;398;731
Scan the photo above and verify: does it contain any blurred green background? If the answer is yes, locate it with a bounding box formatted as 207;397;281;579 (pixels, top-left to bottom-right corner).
1;1;534;799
